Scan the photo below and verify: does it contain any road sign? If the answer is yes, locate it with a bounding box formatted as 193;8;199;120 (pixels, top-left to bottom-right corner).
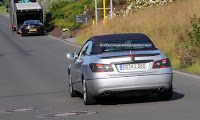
74;15;89;33
74;15;89;23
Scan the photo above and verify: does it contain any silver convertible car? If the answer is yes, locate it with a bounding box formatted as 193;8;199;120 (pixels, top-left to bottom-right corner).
67;33;173;105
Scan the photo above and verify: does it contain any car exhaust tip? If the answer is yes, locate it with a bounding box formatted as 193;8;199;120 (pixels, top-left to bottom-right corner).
104;91;112;96
157;88;165;92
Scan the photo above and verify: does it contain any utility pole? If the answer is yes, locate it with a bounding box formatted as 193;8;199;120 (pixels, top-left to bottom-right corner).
95;0;113;25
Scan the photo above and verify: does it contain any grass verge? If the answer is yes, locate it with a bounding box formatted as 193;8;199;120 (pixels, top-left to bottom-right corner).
76;0;200;74
0;6;8;15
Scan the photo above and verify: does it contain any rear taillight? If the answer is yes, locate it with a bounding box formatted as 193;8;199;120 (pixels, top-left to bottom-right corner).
23;25;28;28
89;63;114;72
37;25;42;28
153;58;171;69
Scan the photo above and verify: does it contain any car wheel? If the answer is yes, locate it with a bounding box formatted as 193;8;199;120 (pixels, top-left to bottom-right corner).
69;74;78;97
82;79;96;105
158;85;173;101
12;27;16;31
41;31;46;36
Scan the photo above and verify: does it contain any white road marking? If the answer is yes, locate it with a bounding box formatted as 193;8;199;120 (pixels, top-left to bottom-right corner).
48;35;200;80
173;70;200;80
48;35;81;48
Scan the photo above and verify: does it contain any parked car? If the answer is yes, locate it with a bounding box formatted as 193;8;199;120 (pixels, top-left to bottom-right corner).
67;33;173;105
20;20;45;37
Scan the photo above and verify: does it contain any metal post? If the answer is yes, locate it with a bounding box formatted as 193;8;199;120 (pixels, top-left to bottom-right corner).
95;0;113;25
110;0;113;20
74;16;76;33
103;0;106;20
95;0;98;25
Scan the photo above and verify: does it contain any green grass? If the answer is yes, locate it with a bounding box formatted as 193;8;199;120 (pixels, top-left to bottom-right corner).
181;61;200;75
76;0;200;74
0;6;8;15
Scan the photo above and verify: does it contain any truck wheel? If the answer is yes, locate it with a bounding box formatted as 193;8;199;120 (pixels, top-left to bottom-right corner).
12;27;16;31
82;79;96;105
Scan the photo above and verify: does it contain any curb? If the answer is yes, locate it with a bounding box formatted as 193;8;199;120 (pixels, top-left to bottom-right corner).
0;11;9;17
2;5;199;79
173;69;200;79
48;35;81;48
50;35;200;79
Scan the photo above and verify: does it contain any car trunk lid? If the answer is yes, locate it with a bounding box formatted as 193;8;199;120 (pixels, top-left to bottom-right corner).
97;50;162;76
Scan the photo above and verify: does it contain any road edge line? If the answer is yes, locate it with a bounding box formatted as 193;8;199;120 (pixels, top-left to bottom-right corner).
173;69;200;79
48;35;81;48
48;34;200;79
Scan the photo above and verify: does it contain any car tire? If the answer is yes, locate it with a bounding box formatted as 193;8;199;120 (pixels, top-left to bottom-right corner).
82;79;96;105
158;85;173;101
41;31;46;36
69;74;78;97
12;27;16;31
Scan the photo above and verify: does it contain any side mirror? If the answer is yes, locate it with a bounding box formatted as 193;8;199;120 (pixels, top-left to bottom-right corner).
66;52;77;59
156;47;159;50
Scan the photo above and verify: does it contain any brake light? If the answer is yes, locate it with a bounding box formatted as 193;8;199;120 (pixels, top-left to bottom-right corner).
23;25;28;28
37;25;42;28
89;63;114;72
153;58;171;69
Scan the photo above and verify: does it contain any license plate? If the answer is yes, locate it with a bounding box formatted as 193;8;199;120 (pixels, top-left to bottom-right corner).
30;29;37;32
120;63;147;70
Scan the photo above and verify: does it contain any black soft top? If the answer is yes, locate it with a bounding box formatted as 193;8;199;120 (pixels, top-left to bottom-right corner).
90;33;151;43
88;33;156;55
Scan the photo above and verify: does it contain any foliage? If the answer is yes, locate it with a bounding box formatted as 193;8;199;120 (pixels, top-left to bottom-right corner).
177;15;200;69
117;0;124;5
0;5;7;14
3;0;8;6
110;0;173;18
49;0;96;30
77;0;200;74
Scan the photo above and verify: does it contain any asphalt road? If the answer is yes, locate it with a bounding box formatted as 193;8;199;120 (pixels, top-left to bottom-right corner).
0;13;200;120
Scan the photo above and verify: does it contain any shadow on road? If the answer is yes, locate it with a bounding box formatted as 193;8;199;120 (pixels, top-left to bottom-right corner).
96;91;184;105
172;91;184;100
20;33;48;37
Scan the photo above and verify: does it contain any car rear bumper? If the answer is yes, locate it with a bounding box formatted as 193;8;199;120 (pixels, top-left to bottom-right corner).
86;73;173;97
24;29;44;34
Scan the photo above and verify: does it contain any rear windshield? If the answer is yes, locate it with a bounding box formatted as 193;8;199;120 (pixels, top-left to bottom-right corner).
24;20;41;25
92;39;156;54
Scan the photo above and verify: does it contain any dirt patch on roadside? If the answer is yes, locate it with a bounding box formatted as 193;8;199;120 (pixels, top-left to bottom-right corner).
48;26;77;38
48;27;62;38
